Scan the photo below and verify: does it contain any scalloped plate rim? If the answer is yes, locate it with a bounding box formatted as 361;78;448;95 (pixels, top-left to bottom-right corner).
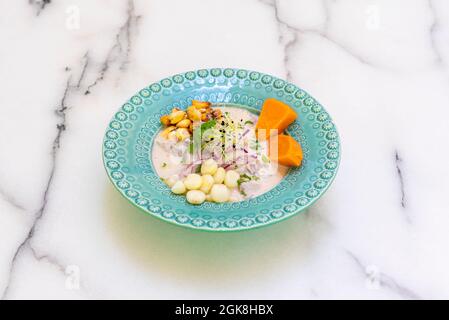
102;68;341;232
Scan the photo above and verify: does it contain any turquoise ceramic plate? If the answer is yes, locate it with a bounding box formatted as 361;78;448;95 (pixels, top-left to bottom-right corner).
103;68;340;231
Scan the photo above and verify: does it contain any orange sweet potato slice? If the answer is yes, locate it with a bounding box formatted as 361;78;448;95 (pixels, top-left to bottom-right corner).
269;134;303;167
256;98;297;140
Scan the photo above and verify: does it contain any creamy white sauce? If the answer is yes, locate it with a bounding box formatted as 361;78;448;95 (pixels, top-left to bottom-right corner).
151;106;288;202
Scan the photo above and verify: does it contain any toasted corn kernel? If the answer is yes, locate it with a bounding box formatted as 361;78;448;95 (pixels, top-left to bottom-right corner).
176;118;191;128
161;126;176;138
160;115;170;126
169;110;186;124
187;106;201;121
192;100;211;108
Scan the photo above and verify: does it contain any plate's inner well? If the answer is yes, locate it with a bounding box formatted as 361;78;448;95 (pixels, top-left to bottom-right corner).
151;104;290;203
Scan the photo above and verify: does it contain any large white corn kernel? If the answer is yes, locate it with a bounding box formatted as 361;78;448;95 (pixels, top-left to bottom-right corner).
186;190;206;205
224;170;240;188
175;128;190;141
213;167;226;184
201;159;218;175
210;184;230;203
171;181;186;194
164;175;178;188
184;174;202;190
200;174;214;194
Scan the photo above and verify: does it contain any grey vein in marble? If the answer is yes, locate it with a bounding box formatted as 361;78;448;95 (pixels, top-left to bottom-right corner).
2;0;143;295
308;30;379;67
395;150;406;209
1;52;90;299
76;52;90;89
1;0;141;296
428;0;444;65
85;0;140;95
259;0;384;76
394;150;412;225
1;79;70;299
258;0;298;81
29;246;66;275
0;186;25;211
321;0;332;33
29;0;51;16
345;250;421;300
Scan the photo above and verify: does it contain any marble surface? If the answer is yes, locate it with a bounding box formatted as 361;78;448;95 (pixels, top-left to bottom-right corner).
1;0;449;300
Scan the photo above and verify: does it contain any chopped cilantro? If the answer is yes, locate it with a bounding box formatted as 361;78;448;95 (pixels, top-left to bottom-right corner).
237;173;252;187
262;154;270;164
237;173;259;197
200;120;216;135
244;120;254;125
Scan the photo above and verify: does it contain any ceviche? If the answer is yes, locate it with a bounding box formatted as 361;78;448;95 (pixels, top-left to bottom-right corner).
151;99;303;205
